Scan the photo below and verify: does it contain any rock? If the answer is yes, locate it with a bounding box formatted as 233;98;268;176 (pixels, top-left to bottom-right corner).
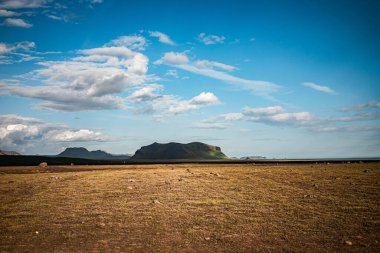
35;231;39;234
98;222;106;227
128;179;136;182
153;199;161;204
127;186;133;190
205;237;211;241
345;240;353;246
39;162;48;167
363;170;368;173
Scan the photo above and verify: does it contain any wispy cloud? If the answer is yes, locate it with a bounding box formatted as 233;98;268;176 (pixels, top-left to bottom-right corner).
154;51;279;95
0;0;49;9
0;41;37;64
149;31;175;45
3;18;32;28
197;33;225;45
302;82;337;94
0;9;19;16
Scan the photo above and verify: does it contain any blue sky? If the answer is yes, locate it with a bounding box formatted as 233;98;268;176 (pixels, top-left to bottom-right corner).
0;0;379;158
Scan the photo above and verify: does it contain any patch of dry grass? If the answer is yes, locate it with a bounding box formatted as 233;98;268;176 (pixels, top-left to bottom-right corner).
0;163;379;252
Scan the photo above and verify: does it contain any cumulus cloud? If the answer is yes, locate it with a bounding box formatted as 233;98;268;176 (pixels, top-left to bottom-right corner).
197;33;225;45
4;39;149;111
302;82;336;94
154;52;279;94
155;51;189;65
3;18;32;28
128;84;162;103
149;31;175;45
128;85;220;115
166;92;220;114
0;114;109;153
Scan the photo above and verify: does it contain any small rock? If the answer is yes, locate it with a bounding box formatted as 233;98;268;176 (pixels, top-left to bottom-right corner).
8;181;14;183
345;240;353;246
312;184;317;187
127;186;133;190
178;178;183;181
153;199;161;204
35;231;39;234
165;181;170;185
39;162;48;167
128;179;136;182
363;170;368;173
205;237;211;241
98;222;106;227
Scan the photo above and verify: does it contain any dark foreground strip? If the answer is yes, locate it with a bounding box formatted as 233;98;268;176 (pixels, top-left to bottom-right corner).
0;155;379;166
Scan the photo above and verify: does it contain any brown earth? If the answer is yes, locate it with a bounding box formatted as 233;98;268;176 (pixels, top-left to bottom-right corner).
0;163;379;252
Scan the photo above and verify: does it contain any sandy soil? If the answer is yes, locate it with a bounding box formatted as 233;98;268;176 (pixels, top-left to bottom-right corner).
0;163;379;252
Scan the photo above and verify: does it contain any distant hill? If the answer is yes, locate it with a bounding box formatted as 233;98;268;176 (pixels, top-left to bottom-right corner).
57;147;130;160
0;150;21;156
131;142;228;160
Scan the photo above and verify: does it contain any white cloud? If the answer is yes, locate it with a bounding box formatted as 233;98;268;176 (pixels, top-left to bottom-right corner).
47;129;106;142
165;69;179;78
0;114;110;153
191;121;230;129
220;106;312;125
154;51;189;65
0;9;19;16
194;60;237;71
128;84;162;102
0;0;48;9
108;35;147;51
220;113;244;120
302;82;336;94
149;31;175;45
197;33;225;45
3;39;149;111
167;92;220;114
128;86;221;115
155;52;279;94
341;101;380;112
0;41;36;64
3;18;32;28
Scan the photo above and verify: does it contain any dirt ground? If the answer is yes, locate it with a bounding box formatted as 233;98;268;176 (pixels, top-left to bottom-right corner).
0;163;379;252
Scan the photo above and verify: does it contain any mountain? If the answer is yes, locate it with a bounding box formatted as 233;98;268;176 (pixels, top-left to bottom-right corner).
57;147;130;160
0;150;21;156
131;142;228;160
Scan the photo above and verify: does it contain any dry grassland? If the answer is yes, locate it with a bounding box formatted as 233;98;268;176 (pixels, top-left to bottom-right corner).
0;163;379;252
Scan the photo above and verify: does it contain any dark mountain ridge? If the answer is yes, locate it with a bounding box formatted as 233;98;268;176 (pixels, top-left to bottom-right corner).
57;147;130;160
131;142;228;160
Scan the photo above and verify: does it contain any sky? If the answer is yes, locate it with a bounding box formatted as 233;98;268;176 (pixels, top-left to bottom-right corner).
0;0;379;158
